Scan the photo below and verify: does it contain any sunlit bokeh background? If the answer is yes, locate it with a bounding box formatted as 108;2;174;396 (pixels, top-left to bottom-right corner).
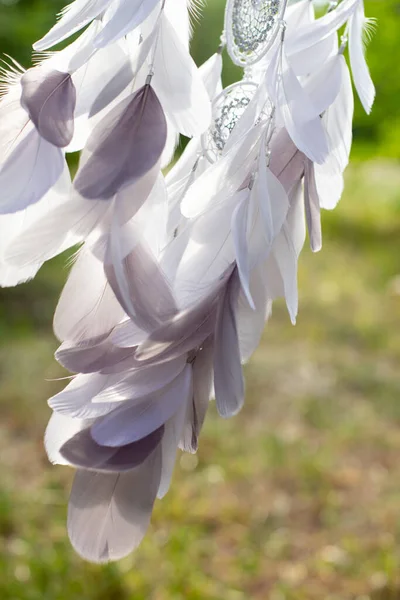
0;1;399;598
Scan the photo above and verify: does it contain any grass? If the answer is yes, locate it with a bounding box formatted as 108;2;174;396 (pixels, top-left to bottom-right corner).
0;159;400;599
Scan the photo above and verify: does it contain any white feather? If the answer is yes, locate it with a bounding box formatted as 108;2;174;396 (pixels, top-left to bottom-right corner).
93;0;160;49
286;0;314;34
265;38;328;165
5;190;107;271
157;375;192;498
232;190;252;307
198;51;223;98
180;123;262;218
288;32;338;77
48;372;119;418
67;446;161;563
268;181;306;324
93;355;186;403
305;53;343;116
45;411;89;465
0;163;71;285
34;0;111;51
164;0;192;48
0;78;28;164
315;56;353;209
67;39;132;152
0;127;65;214
54;246;125;343
288;0;359;54
91;364;192;446
151;13;212;137
232;129;290;305
348;0;375;114
237;266;272;363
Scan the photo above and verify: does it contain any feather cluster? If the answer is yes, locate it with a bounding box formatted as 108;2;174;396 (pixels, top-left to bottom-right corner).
0;0;376;562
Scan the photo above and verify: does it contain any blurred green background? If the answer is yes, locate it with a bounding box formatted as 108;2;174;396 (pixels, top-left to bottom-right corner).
0;1;400;599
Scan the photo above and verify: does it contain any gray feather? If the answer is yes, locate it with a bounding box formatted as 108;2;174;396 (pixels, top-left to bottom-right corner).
304;158;322;252
269;129;306;195
21;68;76;147
55;339;134;374
54;247;125;343
60;425;164;472
74;85;167;200
89;61;134;117
91;364;191;447
94;355;187;403
134;275;231;364
48;372;119;419
67;446;161;563
180;335;214;453
105;241;177;333
213;270;245;418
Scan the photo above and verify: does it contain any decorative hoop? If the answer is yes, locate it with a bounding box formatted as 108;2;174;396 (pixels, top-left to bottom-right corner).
201;81;259;163
224;0;285;67
202;80;274;164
